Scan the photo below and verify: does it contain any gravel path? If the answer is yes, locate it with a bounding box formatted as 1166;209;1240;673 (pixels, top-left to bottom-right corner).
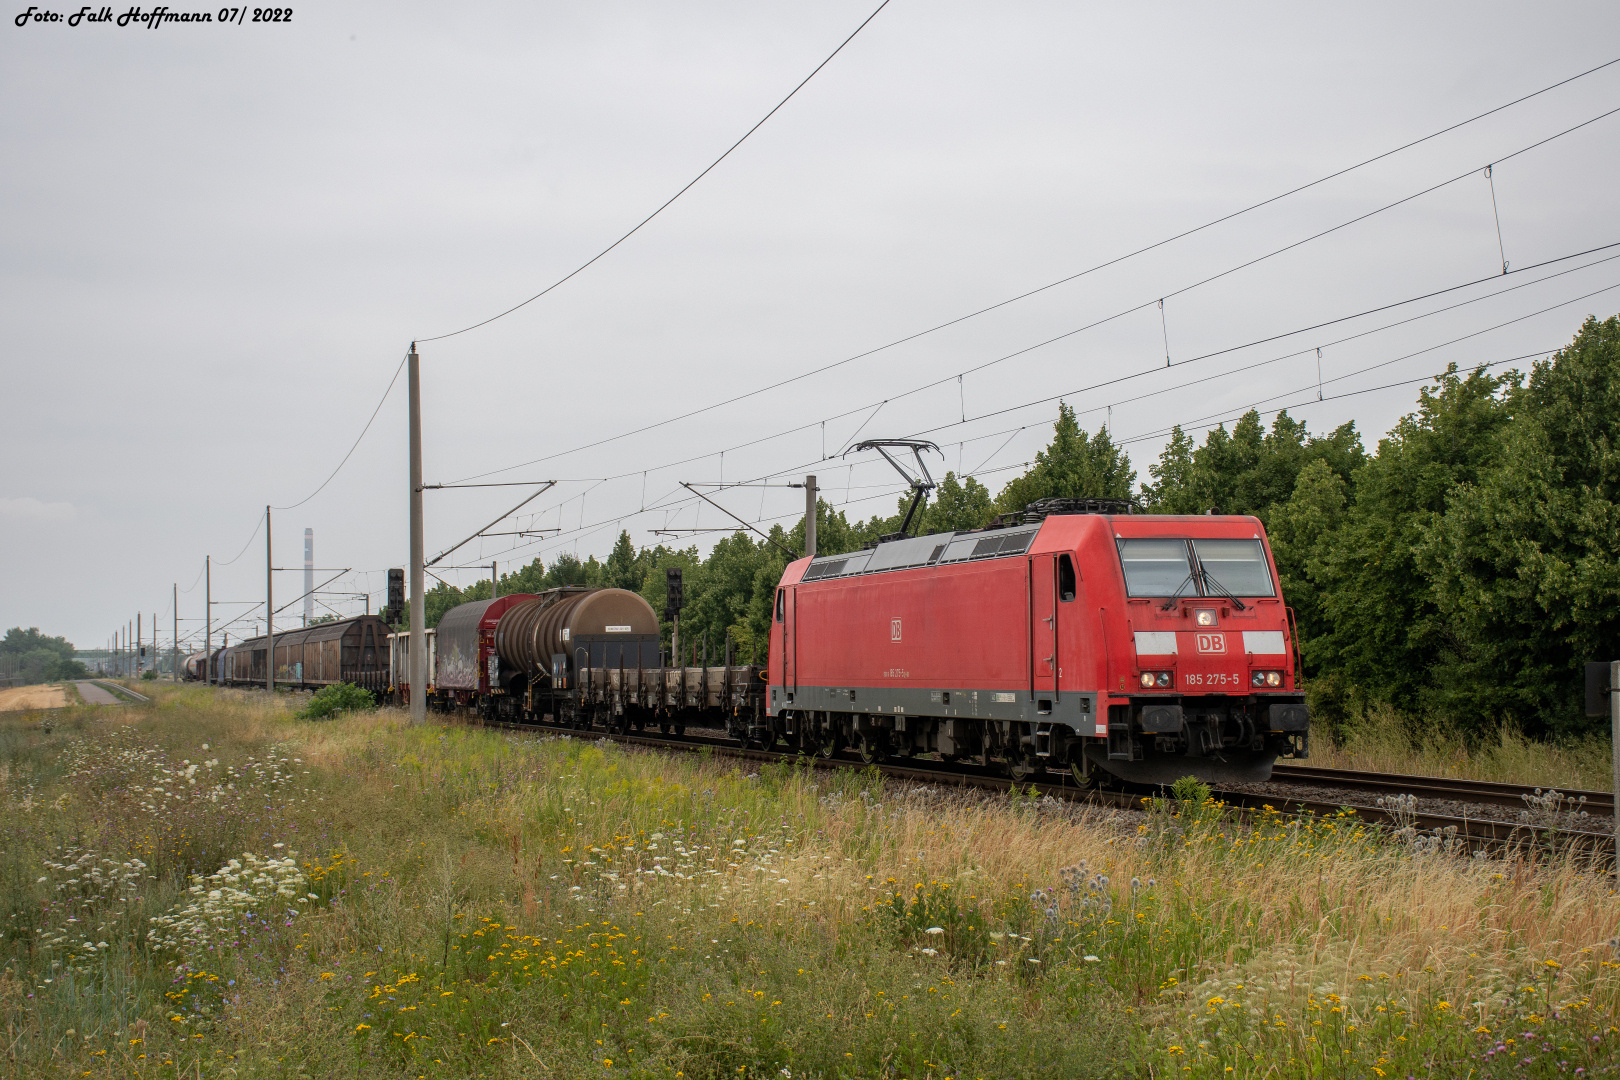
75;681;128;705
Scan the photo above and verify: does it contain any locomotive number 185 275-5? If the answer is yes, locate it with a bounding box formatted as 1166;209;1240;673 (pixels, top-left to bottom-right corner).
1182;672;1243;688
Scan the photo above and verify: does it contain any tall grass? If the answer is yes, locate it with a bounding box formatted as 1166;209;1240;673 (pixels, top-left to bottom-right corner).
0;685;1615;1078
1313;701;1615;790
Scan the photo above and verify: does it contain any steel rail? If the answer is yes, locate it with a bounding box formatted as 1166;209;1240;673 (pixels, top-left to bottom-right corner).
1270;763;1613;816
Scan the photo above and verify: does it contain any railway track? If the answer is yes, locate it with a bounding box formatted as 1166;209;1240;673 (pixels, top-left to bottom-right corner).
1270;763;1614;817
466;713;1615;862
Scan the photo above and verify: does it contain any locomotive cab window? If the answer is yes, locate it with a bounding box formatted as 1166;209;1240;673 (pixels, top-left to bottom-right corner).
1191;538;1275;597
1117;538;1195;597
1057;554;1077;602
775;588;786;621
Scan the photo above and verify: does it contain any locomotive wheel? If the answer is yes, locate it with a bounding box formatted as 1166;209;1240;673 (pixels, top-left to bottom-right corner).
856;733;884;764
817;731;841;759
1007;755;1036;783
674;724;685;737
658;721;671;736
1069;758;1096;788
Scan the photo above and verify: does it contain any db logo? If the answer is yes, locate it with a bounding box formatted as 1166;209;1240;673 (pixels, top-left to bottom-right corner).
891;618;902;642
1196;632;1226;654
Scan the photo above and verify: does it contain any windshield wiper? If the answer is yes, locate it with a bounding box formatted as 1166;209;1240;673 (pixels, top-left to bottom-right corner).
1159;572;1199;611
1196;569;1247;611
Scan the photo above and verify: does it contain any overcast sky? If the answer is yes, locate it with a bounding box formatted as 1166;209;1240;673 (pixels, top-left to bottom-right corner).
4;0;1619;655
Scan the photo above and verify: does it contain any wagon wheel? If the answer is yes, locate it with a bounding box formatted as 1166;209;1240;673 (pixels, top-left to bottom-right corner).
658;719;672;736
673;724;686;737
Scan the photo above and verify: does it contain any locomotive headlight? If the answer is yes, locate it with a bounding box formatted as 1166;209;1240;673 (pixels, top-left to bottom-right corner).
1194;609;1218;627
1140;671;1172;689
1251;670;1283;688
1140;671;1155;688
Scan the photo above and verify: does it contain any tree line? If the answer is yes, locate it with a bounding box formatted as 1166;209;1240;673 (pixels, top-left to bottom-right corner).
407;313;1620;742
1;627;89;685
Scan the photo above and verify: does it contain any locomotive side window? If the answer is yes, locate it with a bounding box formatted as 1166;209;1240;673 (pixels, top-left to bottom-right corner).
775;588;786;621
1191;538;1275;597
1057;554;1077;602
1117;538;1194;597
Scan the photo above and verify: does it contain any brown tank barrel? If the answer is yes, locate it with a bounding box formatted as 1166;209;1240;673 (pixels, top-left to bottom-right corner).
494;587;659;676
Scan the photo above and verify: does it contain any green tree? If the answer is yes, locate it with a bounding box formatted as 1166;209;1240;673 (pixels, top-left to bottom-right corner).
1304;364;1518;727
916;472;995;533
992;403;1136;517
1421;317;1620;737
499;557;549;595
602;530;646;592
1140;426;1200;513
1142;410;1362;521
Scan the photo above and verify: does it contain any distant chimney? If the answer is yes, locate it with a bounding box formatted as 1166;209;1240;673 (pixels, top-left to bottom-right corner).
304;529;314;626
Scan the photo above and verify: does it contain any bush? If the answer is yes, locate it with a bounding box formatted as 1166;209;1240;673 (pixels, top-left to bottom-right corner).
296;682;376;720
141;668;157;681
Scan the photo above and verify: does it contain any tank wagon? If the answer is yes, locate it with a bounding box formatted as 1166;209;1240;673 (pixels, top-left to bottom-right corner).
392;586;766;734
765;500;1309;785
214;614;392;691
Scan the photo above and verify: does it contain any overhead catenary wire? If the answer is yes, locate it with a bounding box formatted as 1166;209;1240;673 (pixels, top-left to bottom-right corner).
1130;280;1620;444
417;0;893;344
420;293;1609;582
457;268;1616;574
451;60;1620;485
904;246;1620;441
428;235;1620;554
272;350;409;510
215;511;265;567
465;237;1620;531
1116;348;1558;448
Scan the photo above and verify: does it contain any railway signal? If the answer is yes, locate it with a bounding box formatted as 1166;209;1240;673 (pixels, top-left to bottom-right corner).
384;568;405;625
664;567;683;622
666;566;683;665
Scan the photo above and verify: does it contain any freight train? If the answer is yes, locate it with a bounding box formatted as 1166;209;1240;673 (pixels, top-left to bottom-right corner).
375;498;1309;785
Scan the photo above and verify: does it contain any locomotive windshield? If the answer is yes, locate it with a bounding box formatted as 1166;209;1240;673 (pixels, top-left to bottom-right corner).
1117;537;1275;598
1191;538;1275;597
1117;539;1194;595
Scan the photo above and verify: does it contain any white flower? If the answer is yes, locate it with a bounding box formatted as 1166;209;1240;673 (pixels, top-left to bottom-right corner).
920;948;938;956
924;926;944;935
1083;955;1101;962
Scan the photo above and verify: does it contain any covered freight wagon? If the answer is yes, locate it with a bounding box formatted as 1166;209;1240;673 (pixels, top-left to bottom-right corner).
215;614;391;692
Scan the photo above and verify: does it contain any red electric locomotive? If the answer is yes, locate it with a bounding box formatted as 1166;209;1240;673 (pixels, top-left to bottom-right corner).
765;499;1309;786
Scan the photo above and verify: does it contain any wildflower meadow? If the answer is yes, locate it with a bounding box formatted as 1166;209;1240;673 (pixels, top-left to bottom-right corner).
1;684;1616;1078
